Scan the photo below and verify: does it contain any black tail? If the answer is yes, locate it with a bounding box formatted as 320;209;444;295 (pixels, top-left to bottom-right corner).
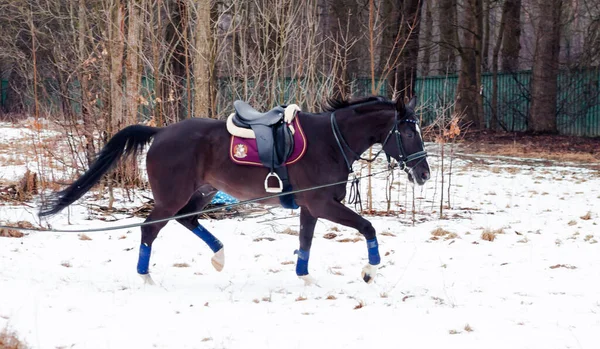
39;125;159;217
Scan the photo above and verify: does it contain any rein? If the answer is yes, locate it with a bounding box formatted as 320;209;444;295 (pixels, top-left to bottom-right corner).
330;102;428;173
330;101;428;211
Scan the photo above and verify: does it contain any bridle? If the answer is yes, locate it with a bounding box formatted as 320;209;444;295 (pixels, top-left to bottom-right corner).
330;101;428;174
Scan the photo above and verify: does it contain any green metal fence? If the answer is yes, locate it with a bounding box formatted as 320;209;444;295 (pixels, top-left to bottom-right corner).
0;79;8;110
415;70;600;137
3;70;600;136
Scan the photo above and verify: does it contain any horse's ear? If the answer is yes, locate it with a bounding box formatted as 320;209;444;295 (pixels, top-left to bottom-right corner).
395;95;406;113
407;95;417;110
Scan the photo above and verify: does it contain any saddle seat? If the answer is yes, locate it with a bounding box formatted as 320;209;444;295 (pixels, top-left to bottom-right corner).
232;100;285;127
226;101;302;194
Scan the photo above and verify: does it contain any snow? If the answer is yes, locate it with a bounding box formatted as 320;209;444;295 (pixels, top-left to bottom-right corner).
1;124;600;349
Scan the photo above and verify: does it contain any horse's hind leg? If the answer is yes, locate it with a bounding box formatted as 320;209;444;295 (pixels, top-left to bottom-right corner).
175;185;225;271
137;205;179;285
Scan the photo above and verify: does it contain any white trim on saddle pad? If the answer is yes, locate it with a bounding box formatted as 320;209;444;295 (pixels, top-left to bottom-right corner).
226;103;301;139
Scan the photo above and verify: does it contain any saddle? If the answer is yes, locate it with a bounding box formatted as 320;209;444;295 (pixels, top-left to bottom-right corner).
227;101;301;193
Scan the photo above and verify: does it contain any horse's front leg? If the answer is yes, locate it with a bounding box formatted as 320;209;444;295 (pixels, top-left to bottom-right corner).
295;207;319;285
310;200;381;284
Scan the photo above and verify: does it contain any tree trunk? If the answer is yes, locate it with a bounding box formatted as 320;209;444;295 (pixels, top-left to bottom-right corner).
150;0;164;126
491;0;508;132
193;0;211;118
482;0;490;71
501;0;521;72
421;0;433;76
394;0;423;99
438;0;457;74
163;0;189;122
455;0;483;129
378;0;401;83
530;0;562;133
125;0;143;124
108;0;125;135
77;0;96;165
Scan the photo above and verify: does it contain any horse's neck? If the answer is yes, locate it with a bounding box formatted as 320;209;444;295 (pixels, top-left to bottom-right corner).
337;110;388;156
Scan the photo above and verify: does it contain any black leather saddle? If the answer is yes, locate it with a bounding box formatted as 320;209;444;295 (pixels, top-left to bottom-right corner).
231;100;295;193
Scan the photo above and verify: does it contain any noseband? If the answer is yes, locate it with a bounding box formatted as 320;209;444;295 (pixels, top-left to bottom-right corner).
330;102;428;173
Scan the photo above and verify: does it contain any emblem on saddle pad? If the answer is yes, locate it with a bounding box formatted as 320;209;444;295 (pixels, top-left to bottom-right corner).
233;144;248;158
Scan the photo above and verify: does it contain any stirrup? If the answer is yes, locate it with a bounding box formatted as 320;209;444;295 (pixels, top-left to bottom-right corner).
264;172;283;193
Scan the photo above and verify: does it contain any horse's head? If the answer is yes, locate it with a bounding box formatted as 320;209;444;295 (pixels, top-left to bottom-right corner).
382;96;430;186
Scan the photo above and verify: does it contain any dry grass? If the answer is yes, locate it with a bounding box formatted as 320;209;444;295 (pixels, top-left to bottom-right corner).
295;295;307;302
0;221;34;238
353;300;365;310
78;234;92;241
464;324;474;332
504;167;521;174
61;261;71;268
0;229;24;238
0;327;28;349
481;228;504;242
337;237;361;243
329;226;340;232
449;329;460;335
281;260;294;265
380;231;396;237
549;264;577;270
481;231;496;242
326;295;337;300
444;232;459;240
278;227;298;236
323;232;337;239
568;220;577;226
431;227;451;237
172;263;190;268
580;211;592;220
253;237;275;242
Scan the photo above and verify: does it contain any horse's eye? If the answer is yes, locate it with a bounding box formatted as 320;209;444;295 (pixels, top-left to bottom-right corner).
406;131;415;138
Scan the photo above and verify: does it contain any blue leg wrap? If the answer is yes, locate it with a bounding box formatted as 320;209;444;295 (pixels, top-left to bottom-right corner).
294;249;310;276
192;225;223;253
137;243;151;274
367;238;381;265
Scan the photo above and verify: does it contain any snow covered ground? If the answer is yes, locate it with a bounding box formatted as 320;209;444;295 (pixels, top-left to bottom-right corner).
1;121;599;349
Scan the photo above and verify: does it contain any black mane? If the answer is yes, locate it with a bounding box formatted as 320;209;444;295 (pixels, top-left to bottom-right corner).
323;95;391;112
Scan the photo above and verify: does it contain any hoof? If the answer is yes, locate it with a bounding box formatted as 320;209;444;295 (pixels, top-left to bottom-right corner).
298;274;320;287
139;273;156;285
211;248;225;272
361;264;379;284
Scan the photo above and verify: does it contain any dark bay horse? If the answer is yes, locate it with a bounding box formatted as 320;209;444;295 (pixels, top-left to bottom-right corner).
39;95;430;285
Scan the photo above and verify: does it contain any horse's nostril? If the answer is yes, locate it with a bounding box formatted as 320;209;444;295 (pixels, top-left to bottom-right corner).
422;172;430;181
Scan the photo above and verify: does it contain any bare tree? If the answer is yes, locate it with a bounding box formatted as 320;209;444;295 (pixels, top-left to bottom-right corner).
530;0;563;133
454;0;484;128
191;0;213;117
501;0;522;71
438;0;457;74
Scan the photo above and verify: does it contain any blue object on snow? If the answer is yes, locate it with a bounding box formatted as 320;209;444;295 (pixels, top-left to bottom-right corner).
210;191;239;206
